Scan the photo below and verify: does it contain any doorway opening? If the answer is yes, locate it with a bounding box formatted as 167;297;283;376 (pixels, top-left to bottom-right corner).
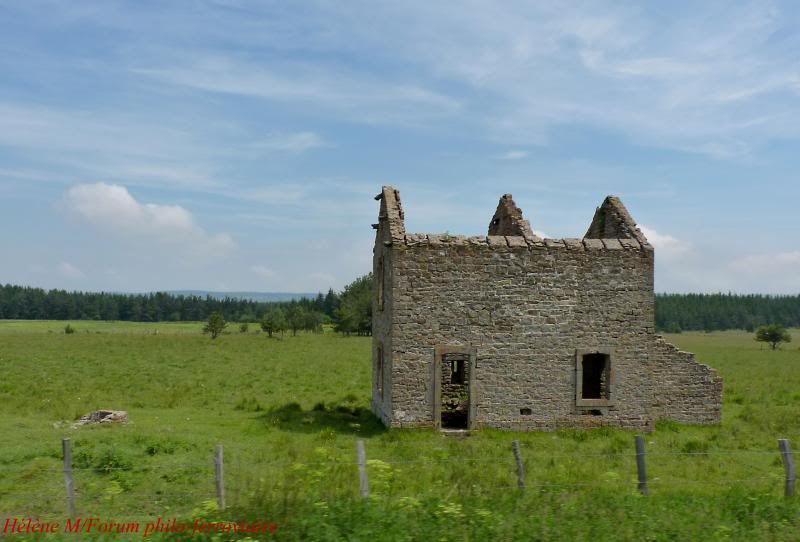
440;352;470;429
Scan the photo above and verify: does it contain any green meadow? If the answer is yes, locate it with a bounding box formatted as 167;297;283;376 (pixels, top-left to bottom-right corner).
0;320;799;540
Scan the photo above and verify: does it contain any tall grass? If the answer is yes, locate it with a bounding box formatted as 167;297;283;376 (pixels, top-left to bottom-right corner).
0;321;798;540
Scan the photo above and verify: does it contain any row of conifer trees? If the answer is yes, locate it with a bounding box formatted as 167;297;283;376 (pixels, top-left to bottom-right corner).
1;282;798;333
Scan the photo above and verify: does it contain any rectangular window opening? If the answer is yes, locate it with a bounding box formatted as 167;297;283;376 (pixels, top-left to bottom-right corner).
376;346;384;399
451;359;465;385
581;353;610;400
377;258;385;311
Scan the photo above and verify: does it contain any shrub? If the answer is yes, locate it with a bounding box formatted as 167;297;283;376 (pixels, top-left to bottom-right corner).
202;311;227;339
755;324;792;350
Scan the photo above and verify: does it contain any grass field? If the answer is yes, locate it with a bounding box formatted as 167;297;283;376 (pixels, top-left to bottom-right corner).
1;320;799;540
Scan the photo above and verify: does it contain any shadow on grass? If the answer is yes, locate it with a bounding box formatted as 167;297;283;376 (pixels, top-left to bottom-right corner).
261;397;386;437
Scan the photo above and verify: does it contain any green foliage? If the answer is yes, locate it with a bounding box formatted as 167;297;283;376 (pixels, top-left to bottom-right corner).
202;311;227;339
95;446;134;474
656;292;800;332
0;322;799;533
663;321;682;334
64;323;76;334
286;305;306;336
334;273;372;335
239;322;249;333
0;282;342;322
260;307;286;338
303;309;324;333
755;324;792;350
226;491;800;542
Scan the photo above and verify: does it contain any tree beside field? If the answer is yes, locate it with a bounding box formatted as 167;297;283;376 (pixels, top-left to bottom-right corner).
755;324;792;350
260;307;287;338
203;311;228;339
334;273;372;336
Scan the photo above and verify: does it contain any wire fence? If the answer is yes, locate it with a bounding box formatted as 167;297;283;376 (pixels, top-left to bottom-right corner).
0;436;796;517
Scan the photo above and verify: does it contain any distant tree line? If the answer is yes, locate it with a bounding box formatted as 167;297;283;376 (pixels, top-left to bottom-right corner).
4;282;797;334
0;283;341;324
656;293;800;332
0;273;375;336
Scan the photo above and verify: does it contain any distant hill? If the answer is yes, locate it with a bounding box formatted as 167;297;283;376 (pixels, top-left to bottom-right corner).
165;290;317;302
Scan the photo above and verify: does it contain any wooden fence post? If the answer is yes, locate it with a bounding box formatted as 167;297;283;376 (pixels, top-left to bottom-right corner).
62;438;75;516
511;440;525;490
778;439;795;497
214;444;226;510
635;435;648;496
356;439;369;498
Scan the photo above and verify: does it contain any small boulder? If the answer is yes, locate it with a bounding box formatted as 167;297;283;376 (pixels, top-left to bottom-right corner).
72;410;128;428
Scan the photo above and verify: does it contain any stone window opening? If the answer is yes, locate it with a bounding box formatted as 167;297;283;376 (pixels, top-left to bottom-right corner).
575;349;614;408
450;358;465;385
581;353;610;399
376;345;384;399
377;258;385;311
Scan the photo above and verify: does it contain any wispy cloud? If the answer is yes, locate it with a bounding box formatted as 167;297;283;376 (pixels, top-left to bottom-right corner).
731;251;800;274
639;225;689;258
57;262;85;279
250;265;275;279
313;2;800;158
497;150;529;160
250;132;329;153
133;55;460;124
63;183;236;255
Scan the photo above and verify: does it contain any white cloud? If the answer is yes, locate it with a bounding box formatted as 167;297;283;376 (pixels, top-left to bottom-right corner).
497;150;529;160
58;262;84;279
63;183;236;254
250;265;275;279
730;251;800;274
639;225;689;258
250;132;329;153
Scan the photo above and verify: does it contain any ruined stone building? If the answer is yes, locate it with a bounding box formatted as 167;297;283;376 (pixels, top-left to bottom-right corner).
371;186;722;431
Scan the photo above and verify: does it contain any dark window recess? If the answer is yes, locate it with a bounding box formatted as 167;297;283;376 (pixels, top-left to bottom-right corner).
376;346;384;398
520;407;532;415
377;259;385;311
581;353;610;399
451;359;465;384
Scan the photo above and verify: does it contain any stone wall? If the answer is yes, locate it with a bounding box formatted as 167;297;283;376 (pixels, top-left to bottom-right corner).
371;187;403;425
371;187;722;431
649;337;723;424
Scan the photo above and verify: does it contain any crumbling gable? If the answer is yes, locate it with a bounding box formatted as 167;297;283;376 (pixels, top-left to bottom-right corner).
585;196;649;246
487;194;540;240
371;187;722;432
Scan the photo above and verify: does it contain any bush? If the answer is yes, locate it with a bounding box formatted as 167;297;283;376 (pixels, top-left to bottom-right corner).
755;324;792;350
64;324;76;334
260;307;287;338
202;311;227;339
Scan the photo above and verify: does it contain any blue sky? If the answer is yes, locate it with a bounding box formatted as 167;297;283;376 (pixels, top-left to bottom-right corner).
1;1;798;294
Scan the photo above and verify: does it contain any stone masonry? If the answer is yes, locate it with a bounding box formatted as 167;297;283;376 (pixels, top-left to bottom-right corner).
371;186;722;431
